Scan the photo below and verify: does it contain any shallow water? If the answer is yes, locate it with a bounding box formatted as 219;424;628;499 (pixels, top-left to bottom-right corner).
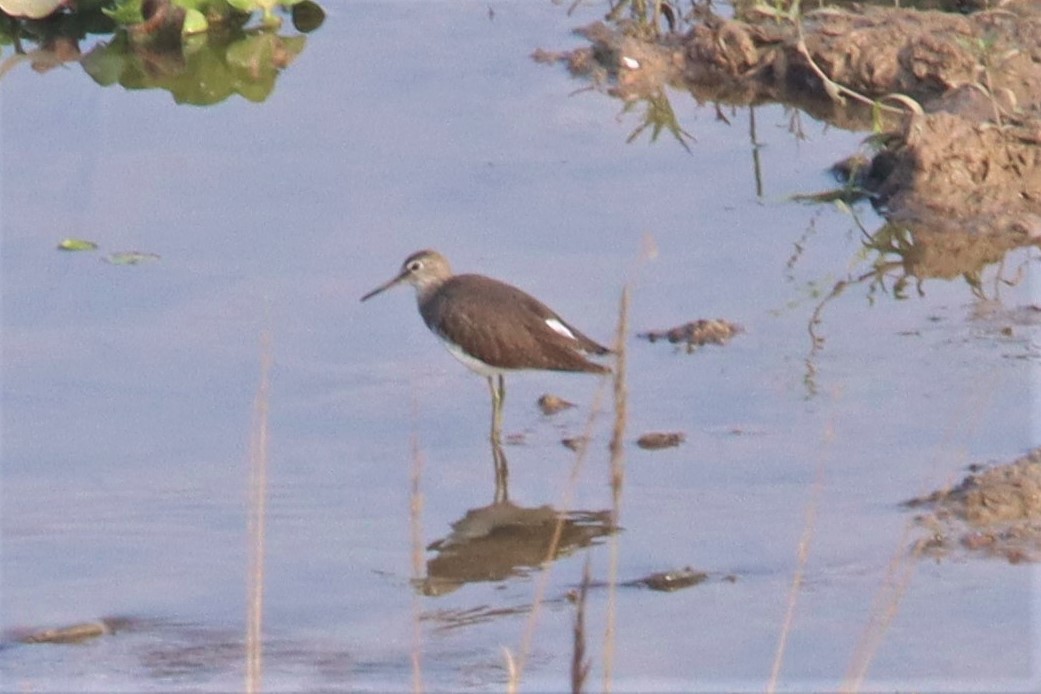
2;1;1039;691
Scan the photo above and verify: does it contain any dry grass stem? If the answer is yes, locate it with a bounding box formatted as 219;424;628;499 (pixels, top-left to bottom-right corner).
410;414;426;694
840;517;924;693
842;374;999;692
513;376;608;686
571;558;592;694
503;647;519;694
246;329;273;694
793;27;920;116
768;422;832;693
603;284;630;693
609;285;630;526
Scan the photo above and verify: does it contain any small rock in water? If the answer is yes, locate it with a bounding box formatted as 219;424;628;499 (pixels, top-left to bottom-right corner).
561;436;588;452
538;393;575;415
639;567;708;592
636;432;685;450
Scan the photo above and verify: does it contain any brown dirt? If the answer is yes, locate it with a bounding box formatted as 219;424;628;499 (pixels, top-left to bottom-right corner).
539;0;1041;260
907;447;1041;563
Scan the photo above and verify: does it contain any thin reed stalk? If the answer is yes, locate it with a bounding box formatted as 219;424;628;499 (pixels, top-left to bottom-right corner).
571;558;592;694
602;285;630;693
768;423;832;693
512;360;609;689
246;329;272;694
409;406;426;694
840;521;924;693
842;371;998;691
503;647;519;693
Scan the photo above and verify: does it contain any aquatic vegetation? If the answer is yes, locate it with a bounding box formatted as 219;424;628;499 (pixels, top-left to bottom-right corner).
103;0;312;34
0;0;322;104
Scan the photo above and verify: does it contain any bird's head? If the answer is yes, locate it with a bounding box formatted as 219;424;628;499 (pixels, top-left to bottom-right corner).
360;249;452;302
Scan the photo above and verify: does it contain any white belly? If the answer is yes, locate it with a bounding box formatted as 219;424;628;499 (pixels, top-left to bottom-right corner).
441;339;515;378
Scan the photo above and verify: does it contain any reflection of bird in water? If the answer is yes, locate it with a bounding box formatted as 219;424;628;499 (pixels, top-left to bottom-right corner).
361;250;611;444
414;437;615;598
420;500;614;598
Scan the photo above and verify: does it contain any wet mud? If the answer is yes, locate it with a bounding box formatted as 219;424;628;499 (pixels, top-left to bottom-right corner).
537;2;1041;562
908;447;1041;563
540;0;1041;272
639;318;743;352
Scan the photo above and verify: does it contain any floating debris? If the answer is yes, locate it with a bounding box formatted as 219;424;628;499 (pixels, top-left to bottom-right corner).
15;616;135;644
636;431;685;450
638;567;708;592
504;432;527;446
538;393;575;415
561;436;588;452
639;318;742;353
104;251;161;265
56;238;98;251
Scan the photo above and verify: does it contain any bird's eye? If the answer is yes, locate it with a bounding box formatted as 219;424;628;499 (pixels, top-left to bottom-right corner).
408;261;422;272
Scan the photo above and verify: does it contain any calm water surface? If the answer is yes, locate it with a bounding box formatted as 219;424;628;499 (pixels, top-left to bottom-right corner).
2;1;1039;691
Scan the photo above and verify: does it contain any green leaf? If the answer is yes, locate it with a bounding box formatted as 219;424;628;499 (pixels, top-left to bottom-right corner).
182;8;209;34
260;7;282;28
172;0;211;9
225;0;256;12
57;238;99;251
102;0;144;25
80;39;129;86
104;251;160;265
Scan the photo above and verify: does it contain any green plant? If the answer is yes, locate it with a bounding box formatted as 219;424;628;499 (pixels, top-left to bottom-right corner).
103;0;306;36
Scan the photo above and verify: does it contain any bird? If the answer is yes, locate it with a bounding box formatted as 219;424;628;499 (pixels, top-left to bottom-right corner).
360;249;611;442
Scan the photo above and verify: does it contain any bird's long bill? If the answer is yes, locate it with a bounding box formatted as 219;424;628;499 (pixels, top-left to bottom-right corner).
360;270;408;302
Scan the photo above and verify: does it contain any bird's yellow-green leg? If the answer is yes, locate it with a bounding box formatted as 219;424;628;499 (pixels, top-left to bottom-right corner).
487;374;506;445
492;438;509;504
487;375;508;501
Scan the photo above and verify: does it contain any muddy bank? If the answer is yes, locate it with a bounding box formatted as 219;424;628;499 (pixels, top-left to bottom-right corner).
908;447;1041;563
542;1;1041;255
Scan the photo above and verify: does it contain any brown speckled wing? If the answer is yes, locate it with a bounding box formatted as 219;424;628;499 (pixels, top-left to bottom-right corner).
419;274;610;373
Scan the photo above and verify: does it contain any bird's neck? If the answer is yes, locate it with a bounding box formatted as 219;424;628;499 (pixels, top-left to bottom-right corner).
414;277;446;304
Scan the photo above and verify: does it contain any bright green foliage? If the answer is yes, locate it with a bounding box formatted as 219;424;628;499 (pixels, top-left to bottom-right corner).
81;28;306;104
182;7;208;34
102;0;143;25
102;0;311;35
56;238;99;251
227;0;305;29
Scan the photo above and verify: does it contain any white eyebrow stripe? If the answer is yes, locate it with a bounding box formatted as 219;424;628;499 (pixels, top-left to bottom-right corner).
545;318;576;340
